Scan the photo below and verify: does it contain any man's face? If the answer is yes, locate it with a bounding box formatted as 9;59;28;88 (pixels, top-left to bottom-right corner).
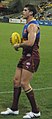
23;7;30;19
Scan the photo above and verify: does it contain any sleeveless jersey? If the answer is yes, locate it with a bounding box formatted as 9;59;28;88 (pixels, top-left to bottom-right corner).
22;19;40;57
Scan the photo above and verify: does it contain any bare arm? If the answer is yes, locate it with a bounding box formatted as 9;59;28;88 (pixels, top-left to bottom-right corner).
20;24;38;46
14;24;38;50
26;24;38;46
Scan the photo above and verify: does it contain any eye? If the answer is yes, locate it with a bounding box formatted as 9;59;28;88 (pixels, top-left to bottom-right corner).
23;8;28;11
24;9;27;11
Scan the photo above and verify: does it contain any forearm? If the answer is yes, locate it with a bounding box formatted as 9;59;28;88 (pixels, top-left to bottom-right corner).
20;41;30;47
20;38;34;47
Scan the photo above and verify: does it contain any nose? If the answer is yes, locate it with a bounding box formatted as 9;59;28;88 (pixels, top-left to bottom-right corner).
23;10;25;16
23;10;25;13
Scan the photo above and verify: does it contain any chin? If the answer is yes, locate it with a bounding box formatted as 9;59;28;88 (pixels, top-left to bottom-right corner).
23;16;26;19
23;15;27;19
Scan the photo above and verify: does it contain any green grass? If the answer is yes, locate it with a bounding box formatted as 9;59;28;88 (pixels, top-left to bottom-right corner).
0;23;52;119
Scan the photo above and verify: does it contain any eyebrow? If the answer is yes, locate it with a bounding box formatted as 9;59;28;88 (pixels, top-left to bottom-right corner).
23;9;28;11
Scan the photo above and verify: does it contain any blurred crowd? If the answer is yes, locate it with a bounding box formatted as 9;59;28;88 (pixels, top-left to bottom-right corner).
0;0;52;21
36;1;52;21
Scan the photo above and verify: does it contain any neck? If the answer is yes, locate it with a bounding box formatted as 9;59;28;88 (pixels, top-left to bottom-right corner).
26;16;34;23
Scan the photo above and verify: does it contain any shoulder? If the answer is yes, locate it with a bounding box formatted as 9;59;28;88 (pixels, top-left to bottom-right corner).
28;19;39;25
28;20;39;29
28;22;38;33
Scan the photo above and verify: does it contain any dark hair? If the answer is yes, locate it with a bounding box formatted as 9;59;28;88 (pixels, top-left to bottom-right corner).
24;4;37;16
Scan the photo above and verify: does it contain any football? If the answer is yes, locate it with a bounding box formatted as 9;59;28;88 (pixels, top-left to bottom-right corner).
11;32;21;45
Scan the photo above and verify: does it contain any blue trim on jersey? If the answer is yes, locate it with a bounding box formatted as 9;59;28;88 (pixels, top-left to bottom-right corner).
22;24;28;39
22;20;40;39
28;20;39;27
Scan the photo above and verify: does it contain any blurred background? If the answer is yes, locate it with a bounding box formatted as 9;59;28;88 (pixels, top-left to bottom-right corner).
0;0;52;22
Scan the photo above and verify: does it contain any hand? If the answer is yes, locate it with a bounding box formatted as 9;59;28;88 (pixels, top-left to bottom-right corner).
13;44;20;51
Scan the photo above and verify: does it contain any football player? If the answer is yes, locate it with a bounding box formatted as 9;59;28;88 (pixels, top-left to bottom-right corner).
1;4;41;119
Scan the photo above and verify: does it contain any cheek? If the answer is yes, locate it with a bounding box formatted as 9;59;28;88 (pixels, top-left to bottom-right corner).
26;11;30;16
23;12;26;16
23;13;27;18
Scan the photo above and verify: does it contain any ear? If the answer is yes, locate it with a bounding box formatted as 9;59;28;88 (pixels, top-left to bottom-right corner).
29;11;33;15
